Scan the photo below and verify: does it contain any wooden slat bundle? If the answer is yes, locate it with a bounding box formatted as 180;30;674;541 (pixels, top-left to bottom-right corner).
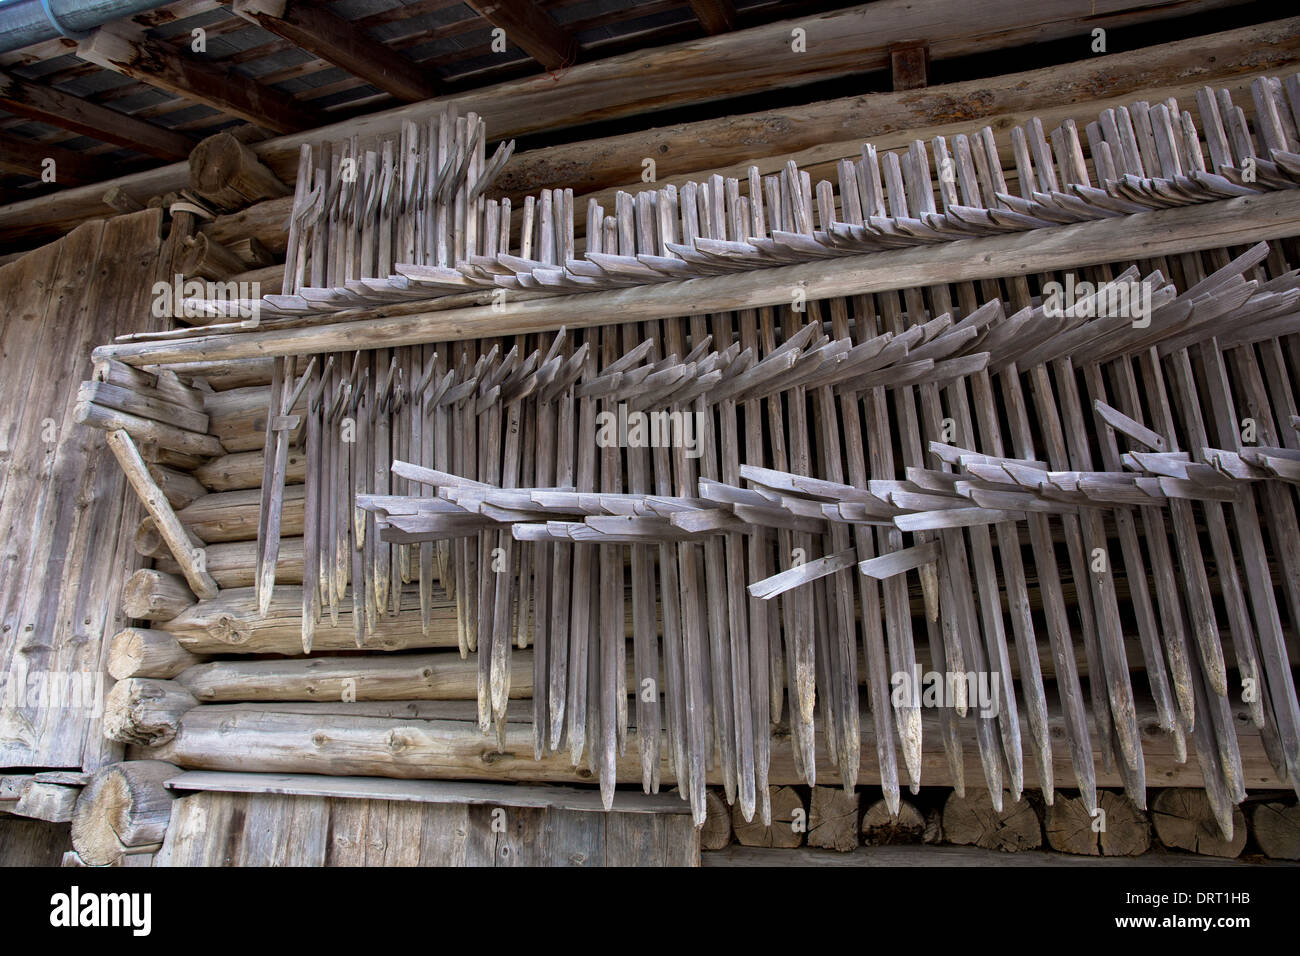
82;73;1300;839
103;71;1300;335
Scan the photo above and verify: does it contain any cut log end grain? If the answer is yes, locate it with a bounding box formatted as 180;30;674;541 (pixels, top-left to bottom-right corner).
701;790;733;850
943;789;1042;851
1151;789;1247;858
103;678;198;746
860;797;926;845
122;569;196;622
733;786;805;848
808;785;860;851
1046;791;1150;856
1250;802;1300;860
189;131;290;211
108;628;206;680
71;761;179;866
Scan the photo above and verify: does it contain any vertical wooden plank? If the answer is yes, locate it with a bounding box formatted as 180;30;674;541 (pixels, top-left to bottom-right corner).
417;803;470;866
235;793;295;866
604;812;661;866
544;807;605;866
323;797;369;866
283;795;331;866
381;800;424;866
494;806;550;866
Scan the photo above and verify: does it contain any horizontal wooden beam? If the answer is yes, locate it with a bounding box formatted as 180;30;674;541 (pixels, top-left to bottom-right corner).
94;189;1300;368
496;16;1300;200
0;0;1254;247
0;70;194;162
198;19;1300;258
0;131;107;186
76;26;324;135
462;0;577;72
147;698;1285;789
231;0;441;103
165;770;692;814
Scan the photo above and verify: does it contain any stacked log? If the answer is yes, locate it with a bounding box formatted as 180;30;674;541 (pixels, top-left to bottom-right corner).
70;762;180;866
860;798;929;845
942;790;1043;852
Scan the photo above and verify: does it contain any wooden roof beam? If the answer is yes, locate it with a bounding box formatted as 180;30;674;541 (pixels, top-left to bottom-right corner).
462;1;577;72
688;0;736;34
76;25;325;135
230;0;442;104
0;131;108;186
0;71;195;162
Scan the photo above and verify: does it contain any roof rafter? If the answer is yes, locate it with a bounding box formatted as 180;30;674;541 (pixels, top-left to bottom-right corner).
0;131;110;186
462;1;578;72
231;0;442;104
688;0;736;34
0;70;195;161
76;25;325;135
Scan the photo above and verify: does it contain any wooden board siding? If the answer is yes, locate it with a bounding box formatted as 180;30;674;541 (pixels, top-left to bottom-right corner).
0;208;165;769
155;789;700;866
0;817;71;866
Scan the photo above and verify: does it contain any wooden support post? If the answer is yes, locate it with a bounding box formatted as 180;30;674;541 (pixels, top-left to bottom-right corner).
107;430;219;600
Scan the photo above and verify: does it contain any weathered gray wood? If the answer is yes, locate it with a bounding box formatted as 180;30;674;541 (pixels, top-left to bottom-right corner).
106;430;218;600
94;191;1300;368
71;761;179;866
103;679;198;746
121;569;195;622
12;782;78;823
173;652;532;702
109;628;208;679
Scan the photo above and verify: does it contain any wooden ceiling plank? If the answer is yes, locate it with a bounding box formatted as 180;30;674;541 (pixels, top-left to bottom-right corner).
75;25;324;134
231;0;442;103
462;0;578;72
0;70;194;161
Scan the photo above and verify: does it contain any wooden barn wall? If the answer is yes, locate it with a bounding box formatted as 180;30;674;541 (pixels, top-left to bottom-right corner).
156;790;699;867
0;817;70;866
0;209;165;770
